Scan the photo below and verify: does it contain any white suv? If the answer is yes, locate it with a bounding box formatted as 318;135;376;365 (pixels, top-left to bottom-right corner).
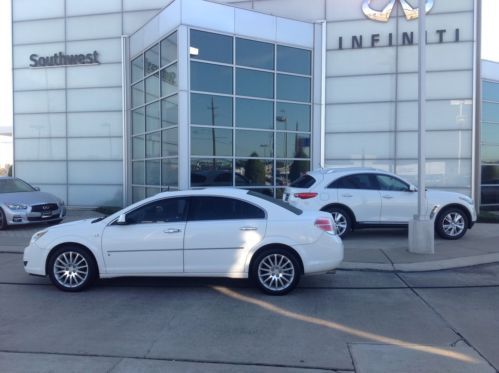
283;168;477;240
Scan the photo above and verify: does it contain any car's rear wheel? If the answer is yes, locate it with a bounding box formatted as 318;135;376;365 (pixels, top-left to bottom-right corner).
252;248;300;295
0;208;6;230
323;206;351;238
435;207;468;240
48;246;97;291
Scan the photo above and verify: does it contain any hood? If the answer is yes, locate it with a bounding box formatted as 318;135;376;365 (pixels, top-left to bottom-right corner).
426;189;473;204
0;191;61;205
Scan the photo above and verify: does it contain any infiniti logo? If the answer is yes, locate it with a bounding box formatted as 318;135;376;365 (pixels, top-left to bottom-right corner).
362;0;434;22
42;206;50;210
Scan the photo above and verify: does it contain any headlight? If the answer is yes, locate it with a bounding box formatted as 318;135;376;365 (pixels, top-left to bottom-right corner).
7;203;28;210
30;230;47;244
459;196;473;205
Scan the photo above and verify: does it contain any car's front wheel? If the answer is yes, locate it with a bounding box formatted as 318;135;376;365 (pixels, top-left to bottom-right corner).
252;248;301;295
435;207;468;240
47;246;97;291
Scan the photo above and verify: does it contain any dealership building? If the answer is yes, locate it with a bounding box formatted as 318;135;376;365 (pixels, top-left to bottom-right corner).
11;0;497;210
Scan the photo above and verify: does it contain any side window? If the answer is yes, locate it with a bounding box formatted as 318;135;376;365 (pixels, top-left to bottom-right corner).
376;175;409;191
329;174;376;190
188;196;265;221
126;198;187;224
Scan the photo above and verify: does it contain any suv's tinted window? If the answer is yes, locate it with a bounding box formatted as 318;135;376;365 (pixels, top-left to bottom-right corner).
329;174;377;190
290;174;316;188
126;198;187;224
376;174;409;191
188;196;265;221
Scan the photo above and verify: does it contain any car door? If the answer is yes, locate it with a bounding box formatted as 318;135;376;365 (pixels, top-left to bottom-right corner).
375;174;417;222
330;173;382;222
183;196;266;274
101;197;187;274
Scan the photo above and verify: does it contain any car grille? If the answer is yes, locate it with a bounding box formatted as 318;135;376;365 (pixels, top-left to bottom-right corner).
31;203;58;212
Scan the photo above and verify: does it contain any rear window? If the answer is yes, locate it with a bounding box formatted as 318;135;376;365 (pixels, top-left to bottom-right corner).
290;174;316;188
248;191;302;215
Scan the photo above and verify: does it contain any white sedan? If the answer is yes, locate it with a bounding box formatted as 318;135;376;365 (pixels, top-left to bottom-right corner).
24;188;343;295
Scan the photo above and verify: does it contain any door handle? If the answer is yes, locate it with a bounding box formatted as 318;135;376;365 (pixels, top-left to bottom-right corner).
382;195;394;199
342;194;353;197
164;228;181;233
240;226;257;231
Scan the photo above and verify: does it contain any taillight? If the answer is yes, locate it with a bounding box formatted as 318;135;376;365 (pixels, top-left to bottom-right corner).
315;217;336;234
294;192;318;199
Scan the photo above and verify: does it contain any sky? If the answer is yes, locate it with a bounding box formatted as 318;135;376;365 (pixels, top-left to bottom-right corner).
0;0;498;161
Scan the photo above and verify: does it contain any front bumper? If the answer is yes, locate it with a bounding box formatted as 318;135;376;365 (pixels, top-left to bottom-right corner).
4;206;66;226
23;241;48;276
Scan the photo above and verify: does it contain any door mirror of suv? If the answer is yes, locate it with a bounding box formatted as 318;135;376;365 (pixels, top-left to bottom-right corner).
115;214;128;225
409;185;417;192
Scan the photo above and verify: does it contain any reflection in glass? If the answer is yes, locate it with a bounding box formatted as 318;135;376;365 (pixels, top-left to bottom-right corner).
132;107;145;134
482;145;499;163
145;44;159;75
277;74;310;102
236;38;274;70
162;127;178;157
191;127;232;156
161;31;177;67
236;159;272;186
277;45;311;75
483;102;499;123
191;93;232;127
276;133;310;158
483;81;499;102
190;30;233;64
161;63;177;97
162;95;178;128
132;187;145;203
146;187;160;198
132;161;145;184
162;158;178;186
131;55;143;83
236;130;273;158
190;158;233;187
481;123;499;145
132;135;145;160
146;131;161;158
276;160;310;185
191;62;233;94
146;102;160;132
236;99;273;129
481;186;499;205
145;72;159;103
276;102;311;132
132;81;144;108
482;165;499;184
236;68;273;99
146;160;160;185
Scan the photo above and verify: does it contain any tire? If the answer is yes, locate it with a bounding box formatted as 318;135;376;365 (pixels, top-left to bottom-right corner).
323;206;352;238
435;207;468;240
251;248;301;295
47;246;97;292
0;208;6;230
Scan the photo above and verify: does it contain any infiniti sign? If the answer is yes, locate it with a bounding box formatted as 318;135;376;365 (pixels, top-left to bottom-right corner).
362;0;434;22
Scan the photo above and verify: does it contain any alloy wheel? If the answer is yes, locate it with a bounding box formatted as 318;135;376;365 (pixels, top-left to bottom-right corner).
53;251;89;288
257;253;295;292
442;212;465;237
332;212;347;236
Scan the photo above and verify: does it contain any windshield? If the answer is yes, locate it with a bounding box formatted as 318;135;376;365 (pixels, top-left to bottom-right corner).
0;179;36;193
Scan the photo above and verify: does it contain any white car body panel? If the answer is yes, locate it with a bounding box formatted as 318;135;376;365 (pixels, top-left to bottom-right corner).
339;188;381;222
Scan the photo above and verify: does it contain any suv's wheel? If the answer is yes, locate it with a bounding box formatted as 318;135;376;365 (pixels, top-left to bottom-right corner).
323;206;351;238
435;207;468;240
48;246;97;291
0;208;6;230
252;248;301;295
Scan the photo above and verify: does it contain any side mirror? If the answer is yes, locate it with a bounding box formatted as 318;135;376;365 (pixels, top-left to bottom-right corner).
115;214;128;225
409;185;417;192
34;186;41;191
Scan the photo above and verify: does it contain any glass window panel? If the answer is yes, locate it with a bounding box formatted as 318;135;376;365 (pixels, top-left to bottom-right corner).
13;0;64;21
15;139;66;160
132;107;145;135
162;95;178;128
276;160;310;186
276;133;310;158
15;113;66;138
146;188;160;198
483;81;499;102
162;158;178;186
132;187;146;203
14;68;65;90
276;102;311;132
146;160;160;185
67;63;121;88
161;32;178;67
483;145;499;163
396;160;472;189
145;44;160;75
236;159;273;186
68;185;122;207
482;123;499;145
146;131;161;158
191;62;233;94
277;45;311;75
145;72;159;103
68;88;121;111
15;90;65;113
482;165;499;185
14;19;64;44
481;186;499;205
191;93;232;127
188;197;265;220
132;135;145;160
277;74;310;102
160;63;178;97
132;81;144;108
146;102;160;132
236;130;273;158
67;138;122;160
190;158;233;187
162;127;178;157
191;127;232;157
236;38;274;70
236;99;273;129
66;0;121;16
67;13;121;40
133;161;145;185
483;102;499;123
236;68;273;99
68;112;122;137
15;161;67;184
68;161;122;184
190;30;233;64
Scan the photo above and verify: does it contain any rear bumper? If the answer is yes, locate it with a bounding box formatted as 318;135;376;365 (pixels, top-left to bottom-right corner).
297;232;344;274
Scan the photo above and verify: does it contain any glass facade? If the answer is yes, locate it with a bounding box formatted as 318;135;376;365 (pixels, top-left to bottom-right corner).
481;80;499;209
189;30;312;197
130;31;178;202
